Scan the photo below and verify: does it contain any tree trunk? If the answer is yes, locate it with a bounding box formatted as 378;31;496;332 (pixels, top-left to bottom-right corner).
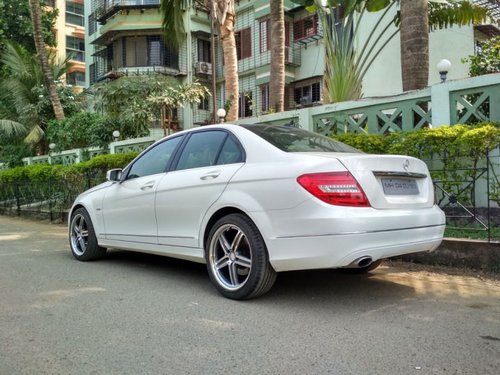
219;11;239;121
400;0;429;91
28;0;65;120
269;0;285;113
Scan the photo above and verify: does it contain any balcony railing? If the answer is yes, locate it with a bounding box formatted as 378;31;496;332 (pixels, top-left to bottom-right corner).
95;0;161;23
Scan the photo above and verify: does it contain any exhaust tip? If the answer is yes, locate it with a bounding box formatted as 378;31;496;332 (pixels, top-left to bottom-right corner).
357;256;373;268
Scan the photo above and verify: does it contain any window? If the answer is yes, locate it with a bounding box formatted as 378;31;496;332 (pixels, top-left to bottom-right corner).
238;91;253;118
176;132;228;171
66;1;84;26
197;39;211;63
67;71;85;86
147;36;163;66
260;85;269;113
241;125;361;153
118;36;178;69
198;96;210;111
88;13;97;36
66;36;85;62
294;82;321;106
217;136;244;165
89;63;96;84
127;136;183;179
294;15;318;41
260;20;270;53
235;28;252;60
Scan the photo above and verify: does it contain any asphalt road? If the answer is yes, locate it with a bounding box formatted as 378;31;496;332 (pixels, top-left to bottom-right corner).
1;216;500;375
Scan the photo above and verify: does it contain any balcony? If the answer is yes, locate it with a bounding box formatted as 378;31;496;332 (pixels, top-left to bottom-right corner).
95;0;161;24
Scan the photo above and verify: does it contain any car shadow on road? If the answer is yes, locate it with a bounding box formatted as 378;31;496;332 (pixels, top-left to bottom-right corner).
93;250;417;311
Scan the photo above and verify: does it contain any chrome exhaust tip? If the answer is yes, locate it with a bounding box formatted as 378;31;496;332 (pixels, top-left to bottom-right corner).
346;256;373;269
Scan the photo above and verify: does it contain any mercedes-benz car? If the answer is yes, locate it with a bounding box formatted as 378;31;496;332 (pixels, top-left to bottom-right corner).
69;124;445;299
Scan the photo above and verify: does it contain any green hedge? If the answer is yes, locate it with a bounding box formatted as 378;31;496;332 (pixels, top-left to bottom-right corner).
332;123;500;206
332;123;500;158
0;152;139;184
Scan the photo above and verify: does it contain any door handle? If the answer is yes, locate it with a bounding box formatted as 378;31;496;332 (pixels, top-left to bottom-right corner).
140;181;155;190
200;170;221;180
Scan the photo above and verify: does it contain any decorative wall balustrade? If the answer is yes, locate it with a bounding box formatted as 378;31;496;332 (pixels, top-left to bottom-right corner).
237;73;500;135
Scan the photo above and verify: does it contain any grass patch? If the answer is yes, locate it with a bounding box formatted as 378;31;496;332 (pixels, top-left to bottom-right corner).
445;226;500;241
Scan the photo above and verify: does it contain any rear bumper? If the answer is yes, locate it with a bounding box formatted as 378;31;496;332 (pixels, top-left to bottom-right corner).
249;202;446;272
266;224;445;272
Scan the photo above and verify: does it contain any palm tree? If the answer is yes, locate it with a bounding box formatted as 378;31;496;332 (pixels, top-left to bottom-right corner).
400;0;429;91
0;41;69;142
28;0;64;120
269;0;285;112
161;0;239;121
400;0;488;91
311;0;489;98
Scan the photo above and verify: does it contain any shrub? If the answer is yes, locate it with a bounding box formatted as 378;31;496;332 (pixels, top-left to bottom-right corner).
332;123;500;206
0;152;138;185
46;112;149;151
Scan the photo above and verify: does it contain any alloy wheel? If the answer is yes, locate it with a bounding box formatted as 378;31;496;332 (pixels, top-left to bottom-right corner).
70;213;89;256
208;224;253;291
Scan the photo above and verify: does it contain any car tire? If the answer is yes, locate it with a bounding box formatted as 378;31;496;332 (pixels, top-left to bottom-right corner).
69;207;106;261
206;214;277;300
341;259;383;274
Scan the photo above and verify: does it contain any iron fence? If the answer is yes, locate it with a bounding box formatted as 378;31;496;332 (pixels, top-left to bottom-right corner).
428;150;499;242
0;156;498;242
0;172;106;222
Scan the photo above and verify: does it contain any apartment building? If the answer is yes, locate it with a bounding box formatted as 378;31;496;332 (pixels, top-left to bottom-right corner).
84;0;499;130
47;0;86;88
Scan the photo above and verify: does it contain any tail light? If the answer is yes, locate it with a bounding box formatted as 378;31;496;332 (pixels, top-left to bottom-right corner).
297;172;370;207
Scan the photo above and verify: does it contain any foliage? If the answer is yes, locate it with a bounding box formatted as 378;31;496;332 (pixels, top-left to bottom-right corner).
0;142;33;168
314;0;399;102
0;152;139;184
148;80;211;131
0;41;74;144
427;0;489;31
0;0;57;58
332;123;500;206
73;152;139;174
462;36;500;77
294;0;489;101
90;75;178;136
160;0;186;50
46;113;148;151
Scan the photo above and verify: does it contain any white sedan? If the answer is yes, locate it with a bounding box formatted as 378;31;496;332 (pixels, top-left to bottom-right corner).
69;124;445;299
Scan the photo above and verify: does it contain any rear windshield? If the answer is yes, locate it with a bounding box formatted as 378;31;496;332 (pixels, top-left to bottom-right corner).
241;124;362;153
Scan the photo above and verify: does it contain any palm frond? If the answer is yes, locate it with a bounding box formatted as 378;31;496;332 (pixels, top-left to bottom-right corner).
0;119;28;137
161;0;186;50
429;1;489;30
24;125;45;145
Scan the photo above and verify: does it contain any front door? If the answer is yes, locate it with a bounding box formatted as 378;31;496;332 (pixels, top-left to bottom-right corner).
102;135;184;243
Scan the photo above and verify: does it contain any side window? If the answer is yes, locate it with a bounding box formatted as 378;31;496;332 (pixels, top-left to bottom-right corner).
217;136;244;165
176;131;227;171
127;136;183;179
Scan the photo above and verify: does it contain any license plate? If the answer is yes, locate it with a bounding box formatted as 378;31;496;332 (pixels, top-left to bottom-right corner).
382;178;419;195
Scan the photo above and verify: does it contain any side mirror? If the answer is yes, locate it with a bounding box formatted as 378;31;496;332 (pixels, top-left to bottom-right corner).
106;168;123;182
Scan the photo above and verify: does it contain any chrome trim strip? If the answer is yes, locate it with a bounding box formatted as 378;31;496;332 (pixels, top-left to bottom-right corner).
106;234;195;239
373;171;427;178
276;223;446;239
102;238;198;249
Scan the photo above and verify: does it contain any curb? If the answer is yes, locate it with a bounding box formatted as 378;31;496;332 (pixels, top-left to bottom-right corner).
399;238;500;272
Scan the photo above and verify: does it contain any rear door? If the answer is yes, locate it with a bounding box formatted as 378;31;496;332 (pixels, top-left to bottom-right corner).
155;130;244;248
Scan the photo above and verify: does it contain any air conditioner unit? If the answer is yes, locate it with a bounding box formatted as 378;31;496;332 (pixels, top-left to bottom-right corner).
195;61;212;75
300;96;312;106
